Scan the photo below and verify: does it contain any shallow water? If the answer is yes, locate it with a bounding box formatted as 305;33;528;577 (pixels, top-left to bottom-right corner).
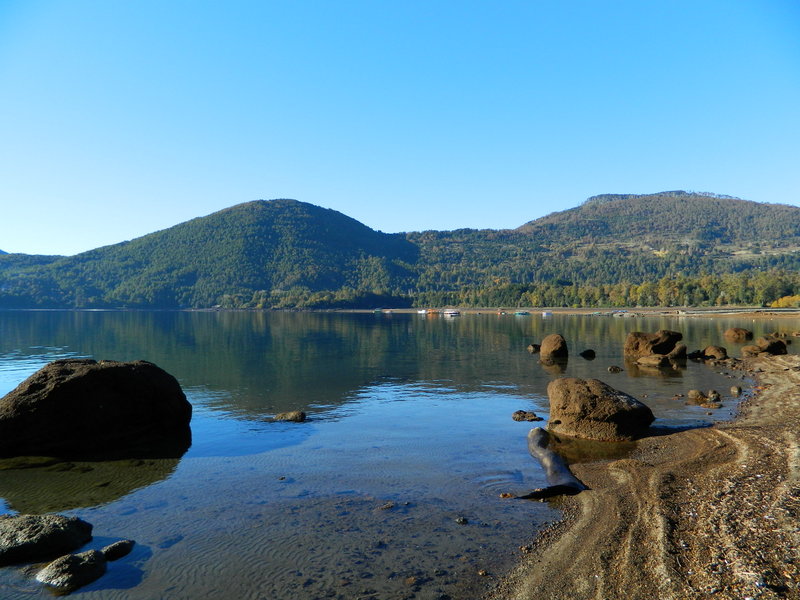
0;310;782;599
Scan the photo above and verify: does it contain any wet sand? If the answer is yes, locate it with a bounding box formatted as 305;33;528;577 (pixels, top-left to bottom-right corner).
489;353;800;599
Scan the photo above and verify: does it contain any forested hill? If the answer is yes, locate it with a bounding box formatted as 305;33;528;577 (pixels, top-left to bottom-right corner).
1;193;799;309
0;200;418;308
517;191;800;246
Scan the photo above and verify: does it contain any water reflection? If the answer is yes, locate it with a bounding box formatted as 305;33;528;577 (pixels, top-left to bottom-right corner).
0;456;181;513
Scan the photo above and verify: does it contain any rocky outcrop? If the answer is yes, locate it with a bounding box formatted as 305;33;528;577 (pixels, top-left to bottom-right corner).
512;410;542;422
0;359;192;458
546;378;655;441
36;549;107;592
724;327;753;342
540;334;568;360
667;343;688;360
623;330;683;358
0;514;92;566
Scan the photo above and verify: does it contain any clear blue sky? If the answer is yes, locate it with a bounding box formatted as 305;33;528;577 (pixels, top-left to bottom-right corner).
1;0;799;256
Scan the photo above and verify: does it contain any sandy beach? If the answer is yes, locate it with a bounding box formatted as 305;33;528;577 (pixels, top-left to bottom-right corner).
489;353;800;600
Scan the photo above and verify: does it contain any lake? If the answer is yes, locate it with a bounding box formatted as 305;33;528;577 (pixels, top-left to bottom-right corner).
0;310;775;599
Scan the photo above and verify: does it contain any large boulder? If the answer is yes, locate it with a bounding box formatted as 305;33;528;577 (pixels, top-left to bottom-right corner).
0;359;191;458
540;334;568;360
546;378;654;441
0;514;92;566
724;327;753;342
623;330;683;358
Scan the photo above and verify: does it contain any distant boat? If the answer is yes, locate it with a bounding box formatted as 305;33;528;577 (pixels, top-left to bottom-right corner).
442;309;461;317
514;311;530;316
541;311;552;317
417;309;427;314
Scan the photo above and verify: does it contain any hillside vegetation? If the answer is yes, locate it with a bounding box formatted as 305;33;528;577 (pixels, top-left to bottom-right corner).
1;192;799;309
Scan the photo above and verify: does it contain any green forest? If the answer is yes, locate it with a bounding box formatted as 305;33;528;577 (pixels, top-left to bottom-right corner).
1;192;799;310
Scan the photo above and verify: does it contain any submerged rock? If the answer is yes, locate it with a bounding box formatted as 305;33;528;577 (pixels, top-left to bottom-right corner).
0;514;92;566
274;411;306;422
512;410;542;422
101;539;135;561
546;378;654;441
36;549;107;592
724;327;753;342
0;359;191;458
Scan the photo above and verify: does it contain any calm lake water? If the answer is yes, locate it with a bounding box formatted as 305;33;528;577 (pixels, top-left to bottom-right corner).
0;310;782;599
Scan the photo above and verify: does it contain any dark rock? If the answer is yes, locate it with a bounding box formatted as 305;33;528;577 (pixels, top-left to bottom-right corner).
546;378;654;441
526;344;541;354
667;343;688;360
36;549;107;592
274;411;306;422
512;410;542;422
578;349;596;360
0;359;191;458
624;330;683;358
703;346;728;360
101;539;135;561
540;334;569;360
756;337;788;355
724;327;753;342
0;514;92;566
687;349;704;360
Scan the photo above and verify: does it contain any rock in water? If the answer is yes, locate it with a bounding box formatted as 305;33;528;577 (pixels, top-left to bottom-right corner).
547;378;654;441
540;334;568;360
0;359;192;457
623;330;683;358
0;514;93;566
36;549;107;592
724;327;753;342
756;337;788;356
274;411;306;422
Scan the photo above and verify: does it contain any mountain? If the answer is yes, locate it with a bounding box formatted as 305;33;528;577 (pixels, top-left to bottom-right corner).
1;193;799;309
0;200;418;309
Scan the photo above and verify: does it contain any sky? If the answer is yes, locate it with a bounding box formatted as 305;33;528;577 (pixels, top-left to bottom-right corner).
1;0;799;256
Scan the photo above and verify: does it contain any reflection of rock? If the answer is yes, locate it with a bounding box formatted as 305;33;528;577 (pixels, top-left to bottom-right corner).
547;378;654;441
624;330;683;358
546;430;637;463
636;355;670;368
539;358;567;375
540;334;568;360
0;359;192;458
0;456;182;513
526;344;541;354
36;549;107;593
0;514;92;566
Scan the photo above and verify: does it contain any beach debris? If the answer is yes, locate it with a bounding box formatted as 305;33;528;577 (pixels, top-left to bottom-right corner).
526;343;541;354
455;516;468;525
546;378;654;441
607;365;623;373
519;428;587;499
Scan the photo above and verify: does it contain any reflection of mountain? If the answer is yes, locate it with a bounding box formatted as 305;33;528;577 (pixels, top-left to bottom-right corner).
0;456;181;513
0;311;769;423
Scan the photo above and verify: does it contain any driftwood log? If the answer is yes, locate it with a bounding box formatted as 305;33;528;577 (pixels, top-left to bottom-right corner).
517;427;587;500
